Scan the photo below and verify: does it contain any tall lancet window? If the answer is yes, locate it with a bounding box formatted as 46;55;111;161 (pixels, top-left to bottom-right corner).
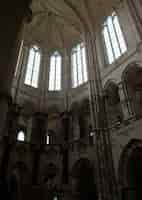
49;51;62;91
25;45;41;88
103;12;127;64
71;43;88;88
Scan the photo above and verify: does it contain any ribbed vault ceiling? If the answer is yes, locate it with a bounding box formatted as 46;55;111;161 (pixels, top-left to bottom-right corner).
24;0;120;50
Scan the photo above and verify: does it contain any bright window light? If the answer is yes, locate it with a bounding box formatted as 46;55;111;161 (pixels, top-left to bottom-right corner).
46;135;50;145
17;131;25;142
103;12;127;64
24;46;41;88
71;43;88;88
49;51;62;91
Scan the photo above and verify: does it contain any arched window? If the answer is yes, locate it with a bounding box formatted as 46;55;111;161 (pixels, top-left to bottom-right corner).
102;12;127;64
46;135;50;145
49;51;62;91
24;45;41;88
71;43;88;88
17;131;25;142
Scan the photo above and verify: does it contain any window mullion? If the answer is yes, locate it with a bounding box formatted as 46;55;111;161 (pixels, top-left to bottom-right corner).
71;54;74;87
112;16;122;54
102;30;109;64
76;51;79;86
80;46;85;82
31;50;36;85
54;56;57;90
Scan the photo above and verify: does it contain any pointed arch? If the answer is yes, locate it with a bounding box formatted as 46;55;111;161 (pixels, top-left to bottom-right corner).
104;80;123;125
121;62;142;117
118;138;142;188
49;51;62;91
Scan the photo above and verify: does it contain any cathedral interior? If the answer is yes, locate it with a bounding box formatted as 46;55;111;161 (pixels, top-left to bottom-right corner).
1;0;142;200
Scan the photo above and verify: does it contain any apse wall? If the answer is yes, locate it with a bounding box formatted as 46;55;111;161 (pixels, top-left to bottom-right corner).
11;0;142;182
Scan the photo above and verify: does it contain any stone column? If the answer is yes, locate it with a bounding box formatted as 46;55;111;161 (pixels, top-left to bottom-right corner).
0;0;32;137
0;103;20;178
62;49;71;111
31;112;48;184
0;103;21;197
118;82;132;120
13;46;29;103
84;31;118;200
38;50;46;111
63;49;71;91
61;112;70;184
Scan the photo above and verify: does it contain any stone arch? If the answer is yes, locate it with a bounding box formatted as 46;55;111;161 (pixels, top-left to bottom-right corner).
103;79;118;90
70;158;98;200
43;162;59;183
122;62;142;117
118;139;142;200
49;49;63;57
121;62;142;82
104;80;123;125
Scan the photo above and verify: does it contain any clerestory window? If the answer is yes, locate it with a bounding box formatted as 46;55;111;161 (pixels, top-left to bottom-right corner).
24;45;41;88
71;43;88;88
103;12;127;64
48;51;62;91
